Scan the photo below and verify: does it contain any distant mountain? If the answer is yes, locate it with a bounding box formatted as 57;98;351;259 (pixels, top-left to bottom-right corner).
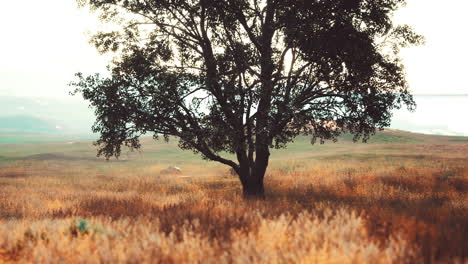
0;96;95;134
0;116;61;133
1;95;467;137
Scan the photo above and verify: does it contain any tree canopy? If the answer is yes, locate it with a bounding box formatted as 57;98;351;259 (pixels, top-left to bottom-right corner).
72;0;423;197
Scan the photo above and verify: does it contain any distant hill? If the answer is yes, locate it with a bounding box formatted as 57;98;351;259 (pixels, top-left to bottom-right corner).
0;96;95;134
0;126;466;146
1;95;467;137
0;116;61;133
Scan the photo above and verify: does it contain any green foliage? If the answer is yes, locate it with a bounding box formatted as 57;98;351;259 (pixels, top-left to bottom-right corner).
69;218;106;236
77;218;89;233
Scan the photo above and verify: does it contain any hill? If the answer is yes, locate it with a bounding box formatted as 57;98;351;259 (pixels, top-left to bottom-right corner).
0;128;466;163
0;96;94;134
0;116;61;133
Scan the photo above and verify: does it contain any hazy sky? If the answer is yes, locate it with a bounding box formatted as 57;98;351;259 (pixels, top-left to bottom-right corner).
1;0;467;98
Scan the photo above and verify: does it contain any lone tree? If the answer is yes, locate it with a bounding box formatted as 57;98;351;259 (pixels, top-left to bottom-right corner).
72;0;423;197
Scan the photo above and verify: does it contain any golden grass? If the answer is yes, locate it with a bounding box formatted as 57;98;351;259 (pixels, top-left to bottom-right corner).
0;144;467;263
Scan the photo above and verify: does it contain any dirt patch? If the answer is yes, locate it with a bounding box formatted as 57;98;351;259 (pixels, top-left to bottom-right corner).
0;168;28;178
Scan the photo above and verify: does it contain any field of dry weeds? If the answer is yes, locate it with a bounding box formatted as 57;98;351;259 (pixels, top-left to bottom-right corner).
0;132;467;263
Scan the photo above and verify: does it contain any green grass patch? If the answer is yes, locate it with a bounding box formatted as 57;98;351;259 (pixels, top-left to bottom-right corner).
448;138;468;142
339;133;422;143
0;132;95;144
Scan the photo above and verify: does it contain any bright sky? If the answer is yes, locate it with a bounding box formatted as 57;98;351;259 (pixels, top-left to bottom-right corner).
0;0;467;98
0;0;109;99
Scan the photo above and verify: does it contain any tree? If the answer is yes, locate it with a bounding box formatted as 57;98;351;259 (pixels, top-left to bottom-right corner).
72;0;423;198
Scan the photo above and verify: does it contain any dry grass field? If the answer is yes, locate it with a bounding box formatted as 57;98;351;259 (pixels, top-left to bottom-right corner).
0;130;467;263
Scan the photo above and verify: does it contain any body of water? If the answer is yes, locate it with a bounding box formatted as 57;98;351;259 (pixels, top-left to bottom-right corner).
391;95;468;137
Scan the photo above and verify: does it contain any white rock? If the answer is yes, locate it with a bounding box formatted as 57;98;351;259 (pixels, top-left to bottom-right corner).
160;166;182;175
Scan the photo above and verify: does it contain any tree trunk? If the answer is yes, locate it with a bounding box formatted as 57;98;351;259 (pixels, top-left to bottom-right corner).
241;172;265;199
236;149;269;199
